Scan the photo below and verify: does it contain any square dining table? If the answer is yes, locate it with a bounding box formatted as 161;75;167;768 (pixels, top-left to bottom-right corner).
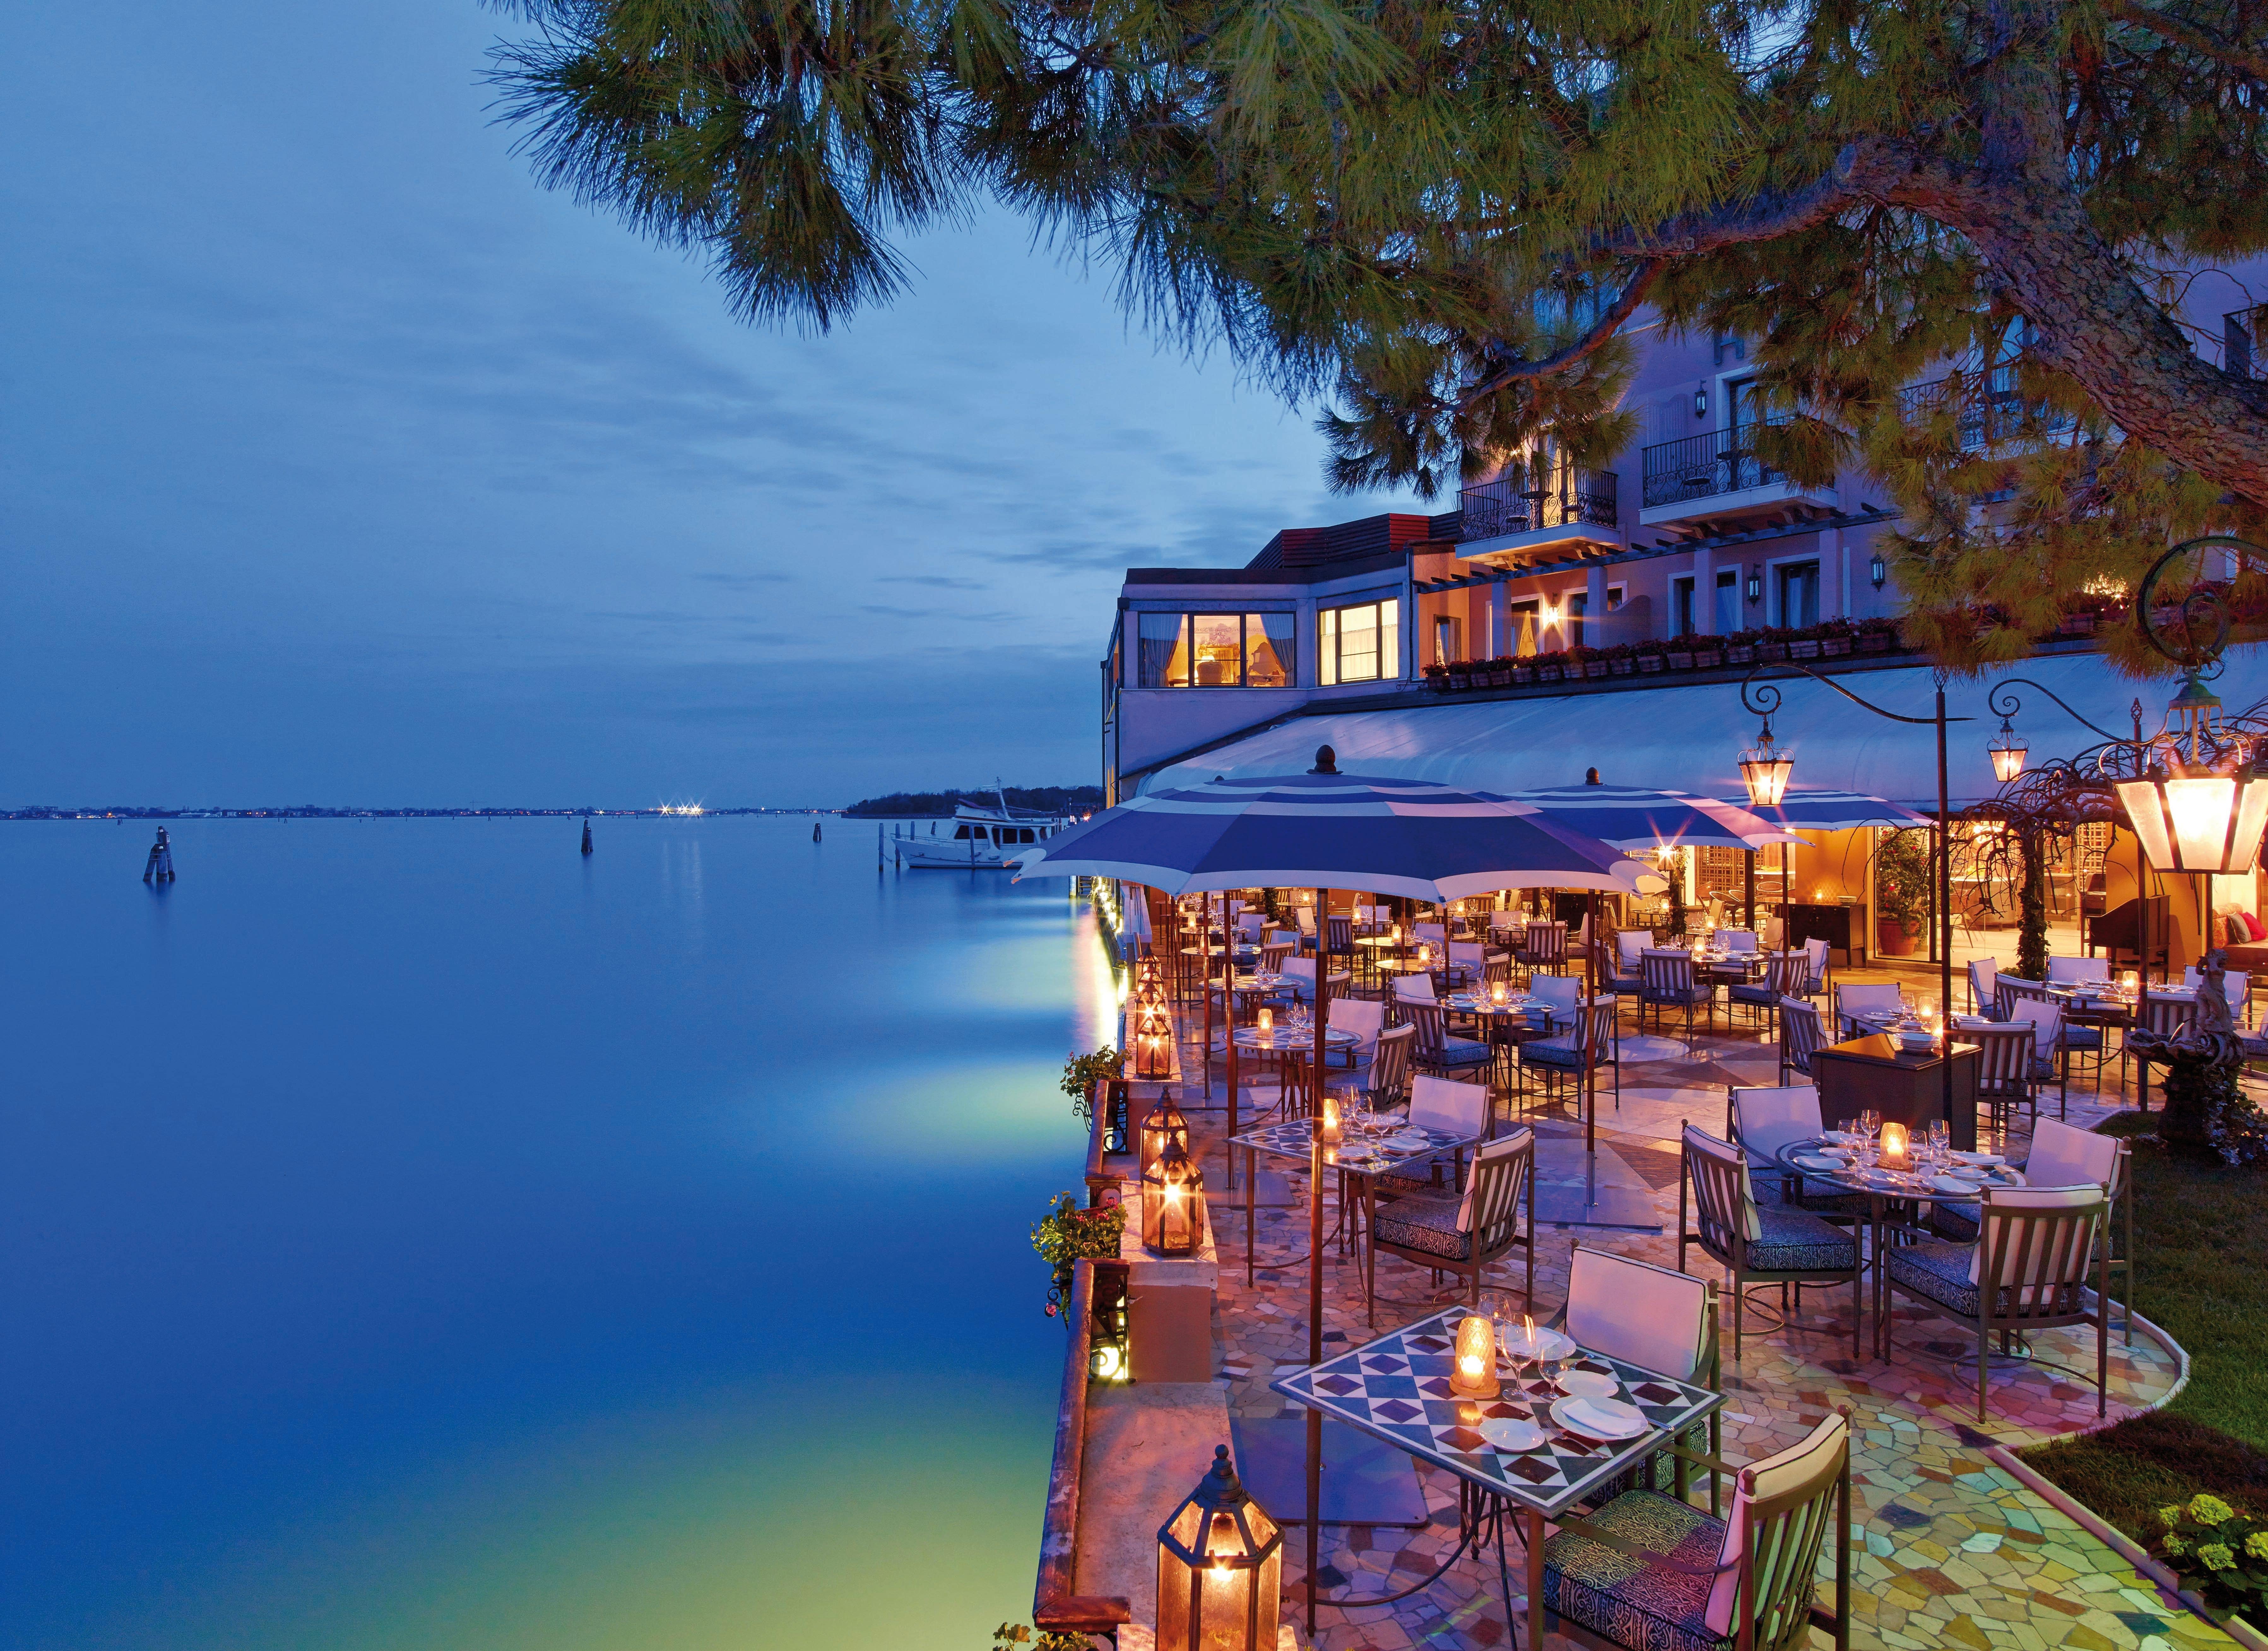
1230;1116;1477;1307
1276;1306;1723;1650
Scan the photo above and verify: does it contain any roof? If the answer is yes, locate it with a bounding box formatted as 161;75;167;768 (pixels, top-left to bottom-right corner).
1243;512;1462;572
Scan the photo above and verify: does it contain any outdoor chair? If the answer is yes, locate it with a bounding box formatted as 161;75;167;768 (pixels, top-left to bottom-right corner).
1968;958;1999;1017
1405;999;1492;1079
1778;997;1827;1085
1326;913;1353;957
1728;1085;1865;1226
1277;955;1350;1009
1374;1074;1492;1195
1718;929;1760;955
1883;1185;2111;1421
1832;980;1905;1039
1325;996;1384;1071
1391;973;1437;1022
1446;939;1485;989
1344;1023;1417;1114
1607;931;1650;1003
1931;1120;2133;1331
1481;953;1516;992
1235;912;1265;944
1516;997;1618;1118
2128;991;2196;1096
1759;915;1786;951
1729;953;1807;1035
1294;906;1317;940
1992;973;2049;1020
1527;973;1581;1031
1641;949;1717;1047
2046;955;2110;987
1680;1124;1862;1360
1965;1022;2039;1134
2002;997;2076;1115
1259;940;1296;975
1369;1127;1535;1320
1541;1410;1852;1651
1799;938;1830;997
1549;1247;1723;1511
1521;920;1569;977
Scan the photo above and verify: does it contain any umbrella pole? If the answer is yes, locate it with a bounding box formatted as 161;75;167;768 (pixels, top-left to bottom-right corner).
1202;891;1214;1099
1307;882;1329;1634
1586;889;1598;1160
1745;849;1756;930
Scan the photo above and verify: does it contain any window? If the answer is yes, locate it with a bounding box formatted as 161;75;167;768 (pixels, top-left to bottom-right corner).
1432;615;1462;667
1673;577;1696;636
1567;592;1588;648
1777;560;1821;628
1714;570;1740;634
1318;598;1400;684
1133;613;1293;687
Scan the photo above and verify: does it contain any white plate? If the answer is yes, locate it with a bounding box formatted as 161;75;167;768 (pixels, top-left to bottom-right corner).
1388;1131;1434;1151
1478;1417;1547;1454
1991;1167;2030;1186
1948;1151;2004;1166
1499;1327;1575;1365
1793;1154;1847;1173
1551;1396;1649;1442
1822;1131;1865;1146
1556;1370;1619;1400
1929;1174;1979;1194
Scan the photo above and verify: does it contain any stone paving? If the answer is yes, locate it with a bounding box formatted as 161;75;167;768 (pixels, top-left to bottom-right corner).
1161;985;2229;1651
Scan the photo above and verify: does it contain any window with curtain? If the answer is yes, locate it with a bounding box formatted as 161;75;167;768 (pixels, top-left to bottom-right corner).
1317;598;1397;685
1133;612;1295;687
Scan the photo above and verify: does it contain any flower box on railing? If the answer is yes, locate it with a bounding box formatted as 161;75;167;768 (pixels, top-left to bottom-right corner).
1609;657;1636;676
1726;645;1757;666
1695;647;1725;668
1636;654;1666;674
1666;649;1695;670
1511;664;1536;684
1448;670;1472;690
1584;660;1611;679
1537;664;1564;683
1789;638;1822;660
1821;637;1852;657
1758;642;1789;662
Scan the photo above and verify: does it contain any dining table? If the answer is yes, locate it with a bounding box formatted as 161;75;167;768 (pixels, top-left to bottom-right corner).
1230;1022;1361;1117
1440;991;1561;1086
1276;1305;1722;1650
1769;1133;2028;1354
1230;1114;1475;1307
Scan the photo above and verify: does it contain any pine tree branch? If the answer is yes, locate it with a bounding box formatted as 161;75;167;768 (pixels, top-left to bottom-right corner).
2108;0;2268;81
1451;259;1663;411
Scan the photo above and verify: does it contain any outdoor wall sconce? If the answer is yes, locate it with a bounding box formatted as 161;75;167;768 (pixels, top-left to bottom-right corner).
1450;1311;1499;1398
1988;717;2029;783
1745;565;1763;605
1142;1137;1204;1257
1869;550;1888;590
1693;387;1709;417
1155;1446;1282;1651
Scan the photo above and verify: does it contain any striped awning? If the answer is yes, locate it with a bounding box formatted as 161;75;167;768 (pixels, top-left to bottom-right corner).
1709;788;1932;832
1499;784;1802;851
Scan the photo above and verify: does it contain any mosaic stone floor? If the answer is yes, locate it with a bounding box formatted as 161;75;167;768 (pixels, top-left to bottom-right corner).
1166;997;2226;1651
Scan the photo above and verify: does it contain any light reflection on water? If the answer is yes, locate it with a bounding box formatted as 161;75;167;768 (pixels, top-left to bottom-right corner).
0;817;1107;1651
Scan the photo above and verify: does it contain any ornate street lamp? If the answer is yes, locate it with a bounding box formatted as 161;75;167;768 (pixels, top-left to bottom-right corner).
1988;715;2029;783
1155;1446;1282;1651
1738;713;1795;808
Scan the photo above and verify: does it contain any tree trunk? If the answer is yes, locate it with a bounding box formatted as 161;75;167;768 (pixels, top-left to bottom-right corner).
2016;831;2050;984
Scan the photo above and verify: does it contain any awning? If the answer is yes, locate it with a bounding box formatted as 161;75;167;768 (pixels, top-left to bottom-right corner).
1139;644;2268;811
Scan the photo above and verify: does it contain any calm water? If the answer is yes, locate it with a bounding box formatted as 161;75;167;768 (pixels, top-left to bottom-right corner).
2;817;1113;1651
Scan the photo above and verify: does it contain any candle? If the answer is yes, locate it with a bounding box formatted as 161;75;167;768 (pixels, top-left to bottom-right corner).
1491;981;1506;1004
2123;971;2141;994
1881;1121;1909;1168
1321;1095;1341;1144
1256;1006;1273;1033
1418;943;1432;964
1450;1313;1498;1398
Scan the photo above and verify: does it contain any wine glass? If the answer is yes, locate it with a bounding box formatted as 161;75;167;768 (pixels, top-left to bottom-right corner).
1928;1119;1950;1169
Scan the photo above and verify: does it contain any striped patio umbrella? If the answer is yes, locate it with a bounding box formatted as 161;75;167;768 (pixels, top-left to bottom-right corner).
1497;783;1803;851
1709;788;1932;832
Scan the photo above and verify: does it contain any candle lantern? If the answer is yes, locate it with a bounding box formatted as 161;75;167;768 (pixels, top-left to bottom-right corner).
1738;713;1794;808
1450;1312;1499;1398
1988;716;2029;783
1880;1121;1909;1169
1256;1005;1273;1034
1143;1136;1205;1256
1140;1092;1191;1184
1156;1445;1282;1651
1320;1094;1341;1144
1490;980;1507;1005
1134;993;1173;1080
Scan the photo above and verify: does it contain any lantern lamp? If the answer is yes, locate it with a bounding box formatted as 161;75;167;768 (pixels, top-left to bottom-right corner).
1490;980;1507;1005
1880;1121;1909;1169
1745;564;1763;605
1143;1137;1205;1257
1320;1094;1341;1145
1738;715;1794;809
1140;1092;1191;1184
1255;1005;1273;1034
1156;1446;1282;1651
1450;1312;1499;1398
1869;550;1888;590
2116;760;2268;873
1988;717;2029;783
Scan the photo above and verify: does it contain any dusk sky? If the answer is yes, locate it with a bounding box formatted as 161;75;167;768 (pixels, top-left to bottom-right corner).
0;3;1420;810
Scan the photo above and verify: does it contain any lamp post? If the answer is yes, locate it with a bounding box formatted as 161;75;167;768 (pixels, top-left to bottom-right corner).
1739;665;1973;1131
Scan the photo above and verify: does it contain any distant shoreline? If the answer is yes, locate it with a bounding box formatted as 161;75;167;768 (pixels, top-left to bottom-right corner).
2;807;840;821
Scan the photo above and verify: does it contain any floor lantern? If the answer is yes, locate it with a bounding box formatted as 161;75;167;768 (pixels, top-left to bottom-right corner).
1156;1446;1282;1651
1143;1136;1205;1257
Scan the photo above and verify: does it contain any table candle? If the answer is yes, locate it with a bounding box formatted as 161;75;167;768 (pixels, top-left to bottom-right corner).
1881;1121;1909;1169
1256;1006;1273;1033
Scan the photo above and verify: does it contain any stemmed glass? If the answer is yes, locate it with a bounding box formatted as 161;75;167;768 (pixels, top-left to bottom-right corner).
1926;1119;1951;1175
1855;1109;1881;1171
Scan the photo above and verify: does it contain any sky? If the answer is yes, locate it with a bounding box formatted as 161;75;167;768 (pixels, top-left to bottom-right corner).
0;3;1422;811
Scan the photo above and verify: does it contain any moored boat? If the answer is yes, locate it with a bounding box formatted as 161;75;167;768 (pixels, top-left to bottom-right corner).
895;794;1078;868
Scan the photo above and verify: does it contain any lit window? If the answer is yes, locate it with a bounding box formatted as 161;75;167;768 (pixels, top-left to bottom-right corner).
1133;613;1295;687
1318;598;1400;685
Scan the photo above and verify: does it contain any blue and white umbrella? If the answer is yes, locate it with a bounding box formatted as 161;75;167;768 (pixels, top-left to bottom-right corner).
1709;788;1932;832
1500;783;1804;852
1011;768;1652;897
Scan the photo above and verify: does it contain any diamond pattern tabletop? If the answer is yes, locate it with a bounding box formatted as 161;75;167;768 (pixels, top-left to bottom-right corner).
1230;1118;1474;1174
1273;1307;1722;1518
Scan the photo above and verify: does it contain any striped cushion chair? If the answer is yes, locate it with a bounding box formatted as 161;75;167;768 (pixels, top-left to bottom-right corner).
1369;1128;1535;1319
1372;1073;1489;1195
1516;997;1619;1118
1728;953;1806;1034
1405;999;1492;1078
1680;1125;1860;1361
1777;997;1826;1086
1640;950;1716;1047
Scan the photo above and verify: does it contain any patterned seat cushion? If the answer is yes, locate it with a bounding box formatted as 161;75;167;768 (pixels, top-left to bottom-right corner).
1373;1155;1456;1196
1544;1488;1730;1651
1928;1203;1981;1242
1885;1239;1981;1316
1725;983;1776;1005
1521;1033;1585;1070
1747;1204;1858;1272
1373;1193;1469;1260
1588;1421;1714;1507
1432;1036;1492;1067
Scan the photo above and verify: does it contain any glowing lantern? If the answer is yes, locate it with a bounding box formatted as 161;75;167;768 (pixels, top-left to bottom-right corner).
2116;761;2268;873
1140;1093;1191;1185
1320;1094;1341;1144
1880;1121;1909;1169
1739;714;1794;808
1988;716;2029;783
1143;1137;1205;1257
1450;1313;1498;1398
1255;1005;1273;1034
1491;981;1507;1005
1155;1446;1282;1651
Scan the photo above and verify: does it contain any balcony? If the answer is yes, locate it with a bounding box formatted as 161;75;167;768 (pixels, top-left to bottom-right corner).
1455;468;1620;563
1898;363;2077;452
1639;416;1836;525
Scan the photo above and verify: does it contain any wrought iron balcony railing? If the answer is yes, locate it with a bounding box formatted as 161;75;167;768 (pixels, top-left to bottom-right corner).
1640;414;1794;509
1456;469;1618;541
1897;363;2077;451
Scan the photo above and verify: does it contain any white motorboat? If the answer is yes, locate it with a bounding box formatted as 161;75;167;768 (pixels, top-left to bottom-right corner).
892;794;1079;869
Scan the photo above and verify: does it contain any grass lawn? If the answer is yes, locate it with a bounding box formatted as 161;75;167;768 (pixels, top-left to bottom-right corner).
2019;1111;2268;1541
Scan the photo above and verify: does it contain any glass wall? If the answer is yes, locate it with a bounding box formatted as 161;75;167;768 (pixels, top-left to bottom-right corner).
1317;598;1400;685
1134;613;1294;687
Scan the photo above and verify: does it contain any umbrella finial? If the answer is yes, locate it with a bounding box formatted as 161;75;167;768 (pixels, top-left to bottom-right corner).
1585;767;1602;785
1310;745;1338;774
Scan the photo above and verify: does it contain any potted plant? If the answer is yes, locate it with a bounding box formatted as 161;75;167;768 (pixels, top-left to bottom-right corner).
1817;617;1856;658
1757;627;1793;663
1534;649;1567;683
1510;658;1536;684
1575;645;1611;679
1607;643;1637;676
1856;615;1899;653
1634;640;1668;674
1665;638;1697;670
1723;630;1759;667
1423;663;1450;692
1447;659;1473;690
1061;1046;1125;1122
1490;655;1515;686
1787;624;1823;661
1874;829;1932;956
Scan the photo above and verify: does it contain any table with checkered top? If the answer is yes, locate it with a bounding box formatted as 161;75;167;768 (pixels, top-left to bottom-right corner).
1230;1117;1477;1292
1275;1305;1722;1650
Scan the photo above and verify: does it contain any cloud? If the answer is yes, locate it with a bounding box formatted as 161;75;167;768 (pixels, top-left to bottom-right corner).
878;574;989;590
695;571;796;588
857;603;1020;622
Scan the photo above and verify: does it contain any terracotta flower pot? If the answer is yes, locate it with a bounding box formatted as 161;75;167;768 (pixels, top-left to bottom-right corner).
1876;919;1922;957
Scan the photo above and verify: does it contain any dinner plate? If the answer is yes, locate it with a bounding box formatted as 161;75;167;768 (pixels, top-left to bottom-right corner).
1793;1153;1847;1172
1478;1416;1547;1454
1990;1167;2030;1185
1948;1151;2004;1166
1556;1370;1619;1400
1551;1396;1649;1443
1387;1131;1434;1151
1928;1174;1979;1194
1822;1130;1865;1146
